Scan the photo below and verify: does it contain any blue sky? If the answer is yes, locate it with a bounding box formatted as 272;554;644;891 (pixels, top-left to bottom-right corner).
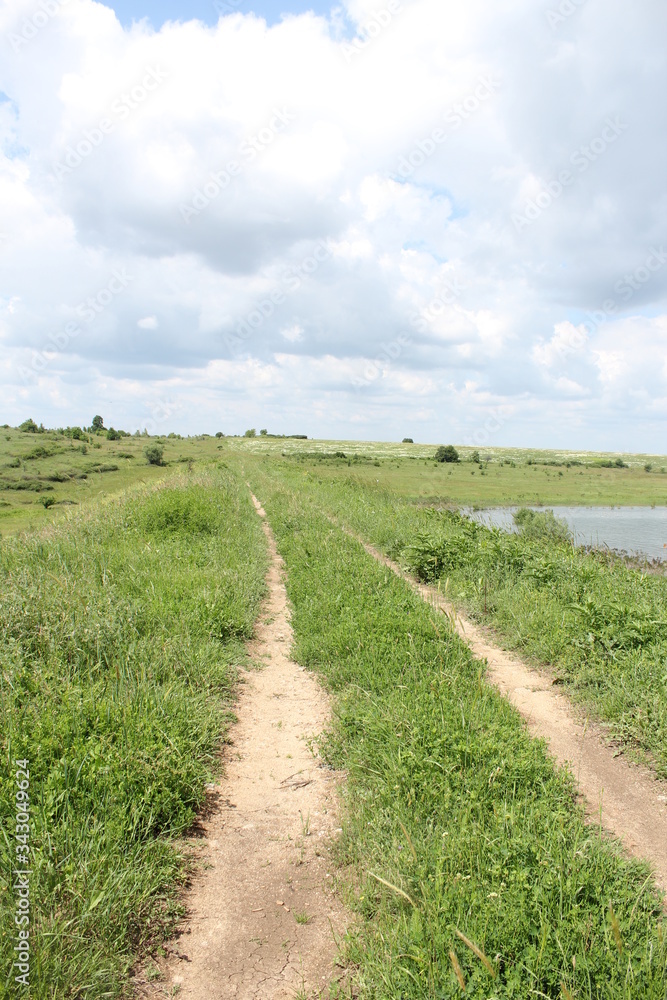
104;0;334;29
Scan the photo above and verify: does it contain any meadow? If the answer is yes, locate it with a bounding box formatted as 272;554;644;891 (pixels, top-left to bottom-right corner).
245;454;667;779
0;467;267;997
242;461;667;998
2;425;667;997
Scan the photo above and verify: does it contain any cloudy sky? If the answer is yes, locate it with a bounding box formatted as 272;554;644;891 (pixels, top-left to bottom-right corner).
1;0;666;447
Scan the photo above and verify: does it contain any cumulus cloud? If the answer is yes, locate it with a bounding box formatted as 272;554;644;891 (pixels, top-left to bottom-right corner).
0;0;666;447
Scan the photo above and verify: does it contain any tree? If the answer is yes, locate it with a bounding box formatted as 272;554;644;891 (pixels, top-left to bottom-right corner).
144;443;164;466
402;437;413;443
92;415;104;432
19;418;38;433
215;431;224;439
244;428;256;438
260;429;268;436
435;444;460;463
106;428;121;441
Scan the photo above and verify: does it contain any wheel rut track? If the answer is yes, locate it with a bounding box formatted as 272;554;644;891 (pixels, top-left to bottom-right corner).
138;495;348;999
342;524;667;896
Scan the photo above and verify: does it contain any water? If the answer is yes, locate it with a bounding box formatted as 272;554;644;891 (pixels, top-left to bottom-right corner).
463;506;667;562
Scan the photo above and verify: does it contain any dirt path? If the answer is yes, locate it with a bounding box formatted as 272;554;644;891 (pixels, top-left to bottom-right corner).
141;497;347;999
350;531;667;895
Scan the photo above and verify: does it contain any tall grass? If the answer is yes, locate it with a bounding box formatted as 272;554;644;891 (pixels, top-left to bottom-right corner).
254;462;667;780
0;470;267;998
245;467;667;999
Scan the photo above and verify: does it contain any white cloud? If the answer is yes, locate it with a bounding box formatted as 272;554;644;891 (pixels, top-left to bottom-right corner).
0;0;665;447
138;315;158;329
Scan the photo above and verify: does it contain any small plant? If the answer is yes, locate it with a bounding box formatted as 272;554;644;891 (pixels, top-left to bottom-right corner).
294;911;311;925
144;444;165;466
434;444;460;463
39;496;56;509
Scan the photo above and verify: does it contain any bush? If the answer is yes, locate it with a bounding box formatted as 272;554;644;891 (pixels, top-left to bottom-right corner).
106;428;121;441
402;437;413;443
215;431;224;439
244;429;256;438
513;507;572;544
469;449;480;463
434;444;460;463
19;418;38;433
144;444;164;466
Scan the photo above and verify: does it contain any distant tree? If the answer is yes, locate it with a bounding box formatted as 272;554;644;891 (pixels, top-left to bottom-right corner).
144;443;164;466
402;437;414;443
92;415;104;432
645;463;653;472
260;428;268;436
70;426;84;440
215;431;224;438
244;428;256;438
19;418;38;433
106;428;121;441
435;444;460;463
469;449;480;463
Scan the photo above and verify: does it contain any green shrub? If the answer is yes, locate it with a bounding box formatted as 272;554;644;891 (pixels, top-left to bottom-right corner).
434;444;459;463
19;418;38;433
144;444;164;466
513;507;572;544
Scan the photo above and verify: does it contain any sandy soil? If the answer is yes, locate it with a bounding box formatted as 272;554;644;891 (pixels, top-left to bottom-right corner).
139;497;348;999
352;532;667;896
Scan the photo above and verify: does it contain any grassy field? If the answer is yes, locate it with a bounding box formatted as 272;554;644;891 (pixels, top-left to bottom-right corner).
3;423;667;996
0;468;267;998
244;457;667;779
0;426;231;536
234;440;667;507
243;461;667;999
2;427;667;541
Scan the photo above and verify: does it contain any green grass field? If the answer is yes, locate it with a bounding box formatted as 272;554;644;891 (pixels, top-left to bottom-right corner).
242;462;667;998
2;423;667;997
2;429;667;539
0;468;267;997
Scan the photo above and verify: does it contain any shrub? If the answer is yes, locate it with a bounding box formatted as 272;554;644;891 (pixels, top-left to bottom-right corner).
39;496;56;508
19;418;38;433
434;444;460;463
469;449;480;463
215;431;224;439
513;507;572;544
106;428;121;441
402;437;413;443
144;444;164;466
244;428;256;438
645;463;653;472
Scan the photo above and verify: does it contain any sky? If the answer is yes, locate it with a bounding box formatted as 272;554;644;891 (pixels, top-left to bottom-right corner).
1;0;666;447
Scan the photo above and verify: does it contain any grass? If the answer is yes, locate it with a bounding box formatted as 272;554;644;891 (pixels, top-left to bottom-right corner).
247;461;667;780
243;462;667;998
0;468;267;998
